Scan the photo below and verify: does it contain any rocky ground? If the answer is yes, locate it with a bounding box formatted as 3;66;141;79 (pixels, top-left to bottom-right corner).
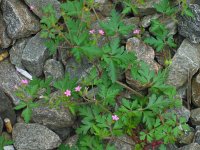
1;0;200;150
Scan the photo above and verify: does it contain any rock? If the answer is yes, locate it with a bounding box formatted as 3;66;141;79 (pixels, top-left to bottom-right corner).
0;117;3;134
0;89;16;125
178;4;200;43
133;0;160;16
65;57;92;81
125;37;160;90
140;13;161;28
192;73;200;107
12;123;61;150
173;106;190;122
22;32;50;77
166;39;200;89
178;127;195;145
0;12;12;48
94;0;114;17
32;101;74;140
0;59;27;106
64;135;78;147
113;136;135;150
3;145;15;150
43;59;64;81
160;17;177;36
24;0;61;19
1;0;40;39
194;127;200;144
178;143;200;150
191;108;200;125
9;38;30;68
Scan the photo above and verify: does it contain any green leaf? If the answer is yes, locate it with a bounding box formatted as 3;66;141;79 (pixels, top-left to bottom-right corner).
22;107;32;123
14;101;27;110
144;37;164;52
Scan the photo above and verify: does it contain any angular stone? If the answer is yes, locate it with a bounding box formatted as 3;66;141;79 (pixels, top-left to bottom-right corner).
65;57;92;80
178;4;200;43
22;32;50;77
178;143;200;150
0;89;16;125
178;127;195;145
9;38;30;68
12;123;61;150
192;73;200;107
43;59;64;81
24;0;61;19
3;145;15;150
0;12;12;48
64;135;78;147
0;59;25;105
0;117;3;134
166;39;200;89
94;0;114;17
160;17;177;36
191;108;200;125
141;13;161;28
194;127;200;145
173;106;190;122
1;0;40;39
125;37;160;90
114;136;135;150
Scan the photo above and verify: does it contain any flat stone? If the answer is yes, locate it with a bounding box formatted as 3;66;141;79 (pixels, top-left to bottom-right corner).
1;0;40;39
192;73;200;107
194;127;200;145
0;59;25;105
0;89;16;125
24;0;61;19
173;106;190;122
9;38;30;68
43;59;64;81
178;127;195;145
22;32;50;77
12;123;61;150
191;108;200;125
3;145;15;150
178;143;200;150
0;12;12;48
64;135;78;147
94;0;113;17
141;13;161;28
114;136;135;150
166;39;200;89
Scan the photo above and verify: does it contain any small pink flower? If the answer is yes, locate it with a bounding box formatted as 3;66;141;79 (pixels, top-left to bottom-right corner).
75;85;81;92
112;114;119;121
89;29;95;34
21;79;29;85
30;5;35;10
98;29;105;35
64;89;71;97
133;29;141;35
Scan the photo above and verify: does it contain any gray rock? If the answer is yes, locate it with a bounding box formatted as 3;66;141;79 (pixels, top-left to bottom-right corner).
3;145;15;150
141;13;161;28
24;0;61;19
173;106;190;122
192;73;200;107
160;17;177;36
114;136;135;150
178;127;195;145
178;4;200;43
125;37;160;90
94;0;113;17
64;135;78;147
191;108;200;125
166;39;200;89
0;12;12;48
65;57;92;81
9;38;30;68
0;117;3;134
12;123;61;150
43;59;64;81
22;32;50;77
194;127;200;144
0;89;16;125
0;59;25;105
1;0;40;39
178;143;200;150
32;101;74;140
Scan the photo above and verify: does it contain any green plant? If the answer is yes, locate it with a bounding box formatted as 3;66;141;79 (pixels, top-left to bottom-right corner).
14;0;192;149
0;135;13;150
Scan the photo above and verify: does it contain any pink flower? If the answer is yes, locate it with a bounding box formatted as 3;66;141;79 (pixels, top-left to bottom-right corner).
112;114;119;121
30;5;35;10
75;85;81;92
89;29;95;34
64;89;71;97
98;29;105;35
133;29;141;35
21;79;29;85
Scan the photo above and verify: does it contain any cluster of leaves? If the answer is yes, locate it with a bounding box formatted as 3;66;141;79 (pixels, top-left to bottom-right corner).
14;0;193;149
0;135;13;150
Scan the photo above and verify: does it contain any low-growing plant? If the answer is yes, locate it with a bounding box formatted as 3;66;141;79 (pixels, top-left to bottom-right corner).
14;0;193;149
0;135;13;150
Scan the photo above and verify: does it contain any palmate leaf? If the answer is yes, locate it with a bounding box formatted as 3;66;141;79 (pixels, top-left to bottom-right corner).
22;107;32;123
154;0;176;15
14;101;27;110
144;37;164;52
